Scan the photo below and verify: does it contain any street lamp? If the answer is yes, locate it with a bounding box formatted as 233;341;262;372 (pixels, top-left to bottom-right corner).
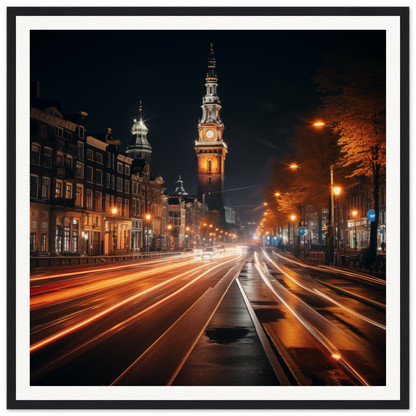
145;213;151;252
275;192;280;197
111;207;118;255
352;210;357;250
167;224;172;250
290;215;296;254
186;226;190;248
333;186;341;258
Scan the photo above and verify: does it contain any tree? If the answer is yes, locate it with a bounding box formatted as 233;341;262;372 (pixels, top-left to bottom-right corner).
314;42;386;264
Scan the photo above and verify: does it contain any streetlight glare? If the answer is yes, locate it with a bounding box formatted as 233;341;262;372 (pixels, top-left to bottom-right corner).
290;164;298;169
275;192;280;196
145;214;151;220
352;211;357;216
290;215;296;221
263;202;268;206
111;208;117;214
167;225;172;230
333;186;341;195
313;122;325;126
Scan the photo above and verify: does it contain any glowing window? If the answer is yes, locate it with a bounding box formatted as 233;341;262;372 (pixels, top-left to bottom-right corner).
208;160;212;172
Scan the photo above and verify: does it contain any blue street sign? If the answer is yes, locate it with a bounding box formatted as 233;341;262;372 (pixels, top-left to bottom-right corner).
298;227;306;236
380;229;385;235
367;209;376;221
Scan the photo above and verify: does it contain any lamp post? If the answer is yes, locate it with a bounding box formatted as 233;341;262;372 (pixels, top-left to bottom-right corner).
290;215;296;254
145;213;151;252
352;210;357;250
167;224;172;251
333;186;341;264
111;207;117;255
185;226;190;248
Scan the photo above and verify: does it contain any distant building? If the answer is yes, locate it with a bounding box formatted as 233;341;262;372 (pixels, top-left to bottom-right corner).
168;176;204;248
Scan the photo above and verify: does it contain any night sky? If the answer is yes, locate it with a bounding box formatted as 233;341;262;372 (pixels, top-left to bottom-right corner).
30;30;384;224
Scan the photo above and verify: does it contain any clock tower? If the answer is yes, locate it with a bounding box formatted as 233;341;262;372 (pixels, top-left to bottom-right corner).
195;43;228;212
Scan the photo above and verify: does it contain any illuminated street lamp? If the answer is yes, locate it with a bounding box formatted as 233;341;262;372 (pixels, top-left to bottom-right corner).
263;202;268;206
352;210;358;250
185;226;190;248
111;207;118;255
275;192;280;196
333;187;341;256
167;224;173;251
145;213;151;253
290;164;298;169
290;215;296;254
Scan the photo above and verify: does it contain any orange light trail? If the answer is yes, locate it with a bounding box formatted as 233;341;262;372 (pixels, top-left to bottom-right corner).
30;255;182;282
30;259;197;309
30;253;241;353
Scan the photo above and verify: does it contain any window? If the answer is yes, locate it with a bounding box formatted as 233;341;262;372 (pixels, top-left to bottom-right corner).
124;199;129;217
30;233;37;251
75;185;83;206
112;154;115;169
111;195;115;210
56;152;63;167
31;144;40;164
117;177;123;192
56;127;63;138
117;162;123;174
76;162;84;178
41;221;48;230
125;165;130;176
116;197;122;213
55;180;63;198
208;177;211;184
87;149;94;160
107;152;111;168
132;198;136;216
78;126;84;139
41;177;50;199
95;169;103;185
86;189;93;209
106;173;110;188
106;195;110;213
63;130;72;141
63;226;70;252
111;175;115;190
65;183;72;199
43;148;52;167
30;175;38;197
136;199;141;216
208;159;212;172
124;179;130;194
133;182;137;195
55;227;63;253
72;220;79;253
87;166;93;182
64;155;73;169
96;153;103;164
77;141;84;160
94;191;102;211
40;233;47;251
31;220;38;229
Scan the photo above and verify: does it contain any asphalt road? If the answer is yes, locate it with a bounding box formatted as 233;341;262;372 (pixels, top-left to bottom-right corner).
30;246;386;387
30;250;246;386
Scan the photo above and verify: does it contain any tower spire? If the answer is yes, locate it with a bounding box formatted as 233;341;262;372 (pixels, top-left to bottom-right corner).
211;42;214;56
139;100;143;122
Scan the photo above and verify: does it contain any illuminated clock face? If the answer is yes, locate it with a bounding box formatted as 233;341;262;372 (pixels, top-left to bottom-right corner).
206;130;214;139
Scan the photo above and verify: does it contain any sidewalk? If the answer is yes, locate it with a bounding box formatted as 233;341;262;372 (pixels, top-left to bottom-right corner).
172;278;280;386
